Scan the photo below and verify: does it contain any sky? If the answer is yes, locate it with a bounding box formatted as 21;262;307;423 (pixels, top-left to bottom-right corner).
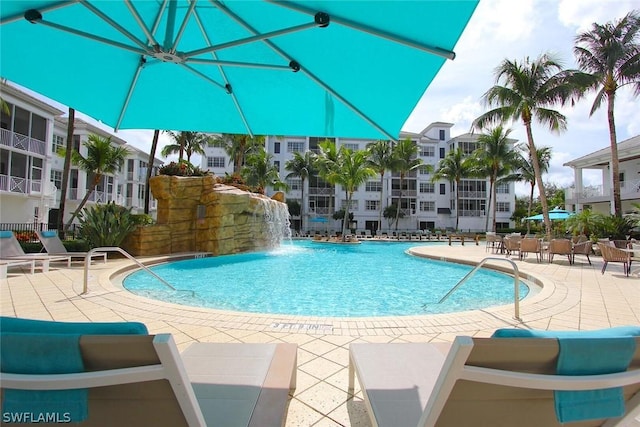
9;0;640;197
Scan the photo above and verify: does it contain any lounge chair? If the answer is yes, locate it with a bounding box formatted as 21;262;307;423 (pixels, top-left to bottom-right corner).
0;259;36;279
549;239;573;265
572;240;593;265
36;230;107;264
502;235;521;258
349;328;640;427
0;231;71;271
598;242;632;276
0;317;297;427
519;237;542;262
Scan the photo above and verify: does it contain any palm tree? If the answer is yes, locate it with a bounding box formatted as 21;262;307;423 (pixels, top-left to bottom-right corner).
325;148;376;241
366;140;394;234
242;149;286;194
315;140;341;220
57;108;74;235
432;148;471;231
473;125;519;232
64;134;130;229
211;134;265;173
144;130;160;214
285;151;316;232
574;11;640;217
473;53;586;236
517;145;552;234
161;131;209;164
390;138;424;230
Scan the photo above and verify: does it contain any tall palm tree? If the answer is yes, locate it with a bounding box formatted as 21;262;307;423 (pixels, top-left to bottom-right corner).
64;134;130;228
473;53;586;236
390;138;424;230
316;140;341;220
325;148;376;241
161;131;209;164
473;125;519;232
517;145;552;234
285;151;316;231
211;134;265;173
57;108;74;235
144;130;160;214
366;140;394;233
432;148;471;231
574;11;640;217
242;149;286;194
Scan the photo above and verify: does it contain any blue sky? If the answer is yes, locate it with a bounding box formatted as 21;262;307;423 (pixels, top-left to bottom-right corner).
11;0;639;196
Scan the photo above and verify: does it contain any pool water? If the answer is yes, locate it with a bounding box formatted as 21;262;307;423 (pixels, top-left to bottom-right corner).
123;240;531;317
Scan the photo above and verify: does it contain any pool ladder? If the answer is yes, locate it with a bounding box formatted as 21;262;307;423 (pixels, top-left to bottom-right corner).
82;246;177;295
438;257;522;321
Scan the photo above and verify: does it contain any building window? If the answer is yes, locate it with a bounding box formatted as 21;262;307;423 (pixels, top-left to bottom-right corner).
341;199;358;210
439;183;446;195
365;200;380;211
50;169;62;190
287;141;304;152
286;178;301;190
274;141;281;154
459;141;478;156
439;129;445;140
273;160;280;172
365;181;382;192
496;183;510;194
420;146;435;157
52;135;65;154
439;147;445;159
343;143;359;151
207;156;225;168
420;201;435;212
72;135;81;151
419;182;434;193
496;222;510;230
497;202;510;212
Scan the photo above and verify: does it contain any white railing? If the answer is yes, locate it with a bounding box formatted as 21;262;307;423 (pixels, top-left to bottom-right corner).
459;209;485;217
566;179;640;201
0;128;46;155
391;189;417;197
459;190;487;198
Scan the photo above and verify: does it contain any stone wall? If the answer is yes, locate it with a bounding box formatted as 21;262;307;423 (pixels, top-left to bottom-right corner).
122;176;288;256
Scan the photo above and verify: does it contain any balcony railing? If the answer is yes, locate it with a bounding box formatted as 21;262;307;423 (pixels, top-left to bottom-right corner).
459;209;485;217
391;189;417;197
459;190;487;198
0;128;46;155
565;179;640;201
308;187;334;195
0;174;45;195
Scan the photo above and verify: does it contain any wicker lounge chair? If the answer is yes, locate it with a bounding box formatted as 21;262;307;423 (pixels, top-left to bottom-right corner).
572;240;593;265
549;239;573;265
519;237;542;262
598;242;632;276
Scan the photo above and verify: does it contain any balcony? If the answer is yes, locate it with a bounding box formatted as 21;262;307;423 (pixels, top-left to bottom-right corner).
0;174;44;195
0;128;46;155
391;189;417;198
459;209;485;217
459;190;487;198
565;179;640;202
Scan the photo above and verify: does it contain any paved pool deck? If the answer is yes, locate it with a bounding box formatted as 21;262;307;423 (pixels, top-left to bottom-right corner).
1;242;638;426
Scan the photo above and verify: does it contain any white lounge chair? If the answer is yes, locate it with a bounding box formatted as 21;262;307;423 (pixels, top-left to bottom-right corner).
0;231;71;270
349;330;640;427
0;317;297;426
36;230;107;264
0;259;36;279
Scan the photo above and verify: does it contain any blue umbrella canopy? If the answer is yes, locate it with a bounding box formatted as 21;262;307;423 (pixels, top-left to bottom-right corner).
309;216;328;223
0;1;478;139
525;208;575;221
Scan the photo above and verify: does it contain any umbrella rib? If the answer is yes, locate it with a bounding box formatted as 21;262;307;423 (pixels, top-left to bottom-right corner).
268;0;456;60
0;1;75;25
186;58;291;71
124;0;159;47
80;1;149;51
179;65;227;91
212;0;397;140
192;5;254;137
170;0;197;53
115;58;146;131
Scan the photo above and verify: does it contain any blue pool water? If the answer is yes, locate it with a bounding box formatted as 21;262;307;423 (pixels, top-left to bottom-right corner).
123;241;530;317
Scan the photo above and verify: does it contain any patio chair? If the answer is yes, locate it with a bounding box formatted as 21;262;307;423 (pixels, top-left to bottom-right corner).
572;240;593;265
0;259;36;279
0;316;297;427
549;239;573;265
598;242;632;277
519;238;542;262
502;235;521;258
0;231;71;271
35;230;107;264
349;327;640;427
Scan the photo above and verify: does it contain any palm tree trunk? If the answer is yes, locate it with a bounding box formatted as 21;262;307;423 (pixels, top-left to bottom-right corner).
606;92;621;217
527;182;534;234
455;179;460;231
378;172;384;234
342;200;350;242
485;179;493;232
65;175;100;228
395;175;403;231
58;108;75;235
525;122;551;236
144;130;160;214
301;178;305;233
491;174;498;232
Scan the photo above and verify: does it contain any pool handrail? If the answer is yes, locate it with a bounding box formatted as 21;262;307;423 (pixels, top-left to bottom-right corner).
83;247;176;295
438;257;521;321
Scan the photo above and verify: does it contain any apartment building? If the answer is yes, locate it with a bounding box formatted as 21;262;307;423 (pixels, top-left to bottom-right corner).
201;123;516;233
0;84;162;227
564;135;640;215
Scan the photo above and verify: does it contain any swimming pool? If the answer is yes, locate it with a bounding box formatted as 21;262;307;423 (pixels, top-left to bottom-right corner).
123;241;531;317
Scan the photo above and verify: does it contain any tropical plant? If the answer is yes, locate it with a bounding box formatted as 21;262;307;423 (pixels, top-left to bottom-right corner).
573;11;640;217
325;148;376;241
286;199;301;218
161;131;209;163
241;149;287;194
517;145;552;234
432;148;472;231
211;134;265;173
565;209;602;236
315;140;341;218
285;151;316;231
159;160;209;176
383;204;404;229
63;134;130;229
78;202;138;248
594;215;636;240
390;138;424;230
472;125;520;232
366;140;394;233
473;53;588;236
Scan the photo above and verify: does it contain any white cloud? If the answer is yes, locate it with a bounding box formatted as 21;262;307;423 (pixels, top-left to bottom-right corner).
557;0;638;32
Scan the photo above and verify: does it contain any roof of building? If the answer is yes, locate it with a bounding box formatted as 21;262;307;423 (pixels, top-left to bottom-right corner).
1;83;64;116
563;135;640;168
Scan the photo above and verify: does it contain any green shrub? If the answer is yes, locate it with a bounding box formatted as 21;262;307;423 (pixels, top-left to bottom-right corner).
159;160;209;176
131;214;154;226
78;202;138;248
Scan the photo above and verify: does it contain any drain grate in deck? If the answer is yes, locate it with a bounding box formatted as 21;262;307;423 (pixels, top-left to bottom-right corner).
270;322;333;332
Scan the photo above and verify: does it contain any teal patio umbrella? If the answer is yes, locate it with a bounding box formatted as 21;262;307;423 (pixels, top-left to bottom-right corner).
525;207;575;221
0;1;478;139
